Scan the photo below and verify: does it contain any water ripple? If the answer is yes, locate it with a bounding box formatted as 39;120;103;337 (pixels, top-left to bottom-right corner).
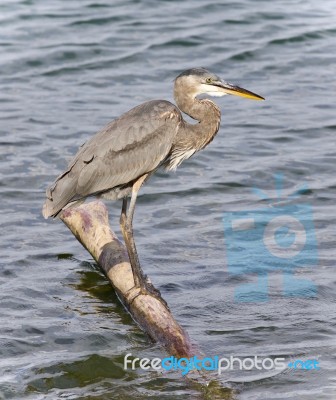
0;0;335;399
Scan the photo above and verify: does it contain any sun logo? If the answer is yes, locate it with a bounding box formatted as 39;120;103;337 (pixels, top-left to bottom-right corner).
223;173;318;302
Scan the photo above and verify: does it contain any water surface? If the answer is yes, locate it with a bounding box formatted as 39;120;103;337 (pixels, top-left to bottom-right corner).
0;0;336;399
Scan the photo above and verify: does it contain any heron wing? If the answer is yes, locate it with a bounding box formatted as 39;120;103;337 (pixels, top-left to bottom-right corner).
43;100;181;218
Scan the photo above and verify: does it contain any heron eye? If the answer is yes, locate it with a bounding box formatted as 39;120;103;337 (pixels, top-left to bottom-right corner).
205;77;212;84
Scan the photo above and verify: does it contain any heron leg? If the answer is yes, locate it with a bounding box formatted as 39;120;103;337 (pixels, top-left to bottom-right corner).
120;176;167;307
120;197;144;289
120;174;151;290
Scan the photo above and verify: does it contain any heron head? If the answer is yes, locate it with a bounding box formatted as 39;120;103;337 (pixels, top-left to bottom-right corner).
175;67;264;101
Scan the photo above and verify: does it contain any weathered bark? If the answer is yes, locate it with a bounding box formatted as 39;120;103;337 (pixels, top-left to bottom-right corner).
60;200;235;399
60;200;194;358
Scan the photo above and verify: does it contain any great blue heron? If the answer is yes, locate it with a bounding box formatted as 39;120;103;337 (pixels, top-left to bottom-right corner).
43;67;264;298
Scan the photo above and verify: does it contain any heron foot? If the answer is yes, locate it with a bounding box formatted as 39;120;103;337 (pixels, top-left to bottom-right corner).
143;277;168;309
125;277;168;309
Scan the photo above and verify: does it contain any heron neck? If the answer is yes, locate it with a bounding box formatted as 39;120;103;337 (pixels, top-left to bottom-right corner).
175;93;221;150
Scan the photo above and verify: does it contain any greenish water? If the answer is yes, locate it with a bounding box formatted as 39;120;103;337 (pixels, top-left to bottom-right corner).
0;0;336;399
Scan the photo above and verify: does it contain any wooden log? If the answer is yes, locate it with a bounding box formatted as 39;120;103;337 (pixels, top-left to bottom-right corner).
59;201;234;399
60;200;194;358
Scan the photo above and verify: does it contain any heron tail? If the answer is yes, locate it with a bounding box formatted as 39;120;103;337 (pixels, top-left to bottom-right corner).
42;199;54;219
42;169;79;219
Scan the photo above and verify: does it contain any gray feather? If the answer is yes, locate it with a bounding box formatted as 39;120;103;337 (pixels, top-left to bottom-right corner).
43;100;181;218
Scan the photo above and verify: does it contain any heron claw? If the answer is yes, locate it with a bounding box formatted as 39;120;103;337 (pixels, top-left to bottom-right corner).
125;276;169;309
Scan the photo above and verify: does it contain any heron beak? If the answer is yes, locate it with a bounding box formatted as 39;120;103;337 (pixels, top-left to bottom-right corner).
217;81;265;100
